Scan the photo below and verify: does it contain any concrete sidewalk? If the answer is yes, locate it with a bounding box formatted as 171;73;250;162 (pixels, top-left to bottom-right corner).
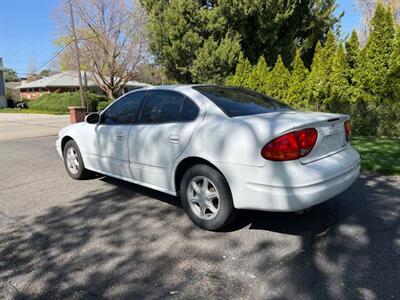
0;113;70;141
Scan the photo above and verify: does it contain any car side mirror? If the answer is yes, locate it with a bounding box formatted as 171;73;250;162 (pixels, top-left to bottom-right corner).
85;112;100;124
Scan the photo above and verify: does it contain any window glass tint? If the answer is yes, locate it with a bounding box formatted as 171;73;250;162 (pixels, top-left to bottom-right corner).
179;98;199;121
141;91;184;123
102;91;146;125
193;86;291;117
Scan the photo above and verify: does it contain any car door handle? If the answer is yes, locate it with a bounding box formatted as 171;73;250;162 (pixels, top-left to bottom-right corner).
168;135;180;144
116;133;126;141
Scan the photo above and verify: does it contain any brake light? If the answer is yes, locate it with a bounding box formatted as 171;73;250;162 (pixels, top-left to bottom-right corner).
261;128;318;161
344;120;351;142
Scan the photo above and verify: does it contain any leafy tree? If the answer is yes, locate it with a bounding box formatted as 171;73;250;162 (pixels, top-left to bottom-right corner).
356;0;400;43
39;69;52;78
354;2;395;103
55;0;148;99
266;55;290;101
226;53;252;87
3;68;19;82
142;0;340;82
286;50;309;109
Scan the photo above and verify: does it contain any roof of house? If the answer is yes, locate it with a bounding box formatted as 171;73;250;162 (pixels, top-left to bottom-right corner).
5;82;22;89
16;71;151;89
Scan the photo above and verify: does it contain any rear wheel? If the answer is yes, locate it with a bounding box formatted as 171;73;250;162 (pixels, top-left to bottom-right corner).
63;140;91;180
180;164;236;230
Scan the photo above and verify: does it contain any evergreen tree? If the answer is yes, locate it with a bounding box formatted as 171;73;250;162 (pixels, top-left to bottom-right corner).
308;42;324;110
191;33;241;84
345;30;360;71
226;53;252;87
344;30;361;102
323;30;338;60
330;43;350;108
142;0;340;82
266;55;290;101
286;50;309;109
247;56;270;93
354;2;395;103
246;66;259;91
387;26;400;103
307;30;337;110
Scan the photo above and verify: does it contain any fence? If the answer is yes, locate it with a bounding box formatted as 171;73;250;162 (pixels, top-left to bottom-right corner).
320;101;400;138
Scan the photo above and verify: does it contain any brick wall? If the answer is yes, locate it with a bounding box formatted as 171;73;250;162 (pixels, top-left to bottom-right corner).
20;87;72;101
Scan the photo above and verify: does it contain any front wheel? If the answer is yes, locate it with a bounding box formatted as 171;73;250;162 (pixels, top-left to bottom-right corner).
63;140;91;180
180;164;236;231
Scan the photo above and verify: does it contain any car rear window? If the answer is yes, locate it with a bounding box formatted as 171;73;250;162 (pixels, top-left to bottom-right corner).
193;86;291;117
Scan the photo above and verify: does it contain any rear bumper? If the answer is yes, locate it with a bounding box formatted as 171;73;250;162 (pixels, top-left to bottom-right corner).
220;145;360;212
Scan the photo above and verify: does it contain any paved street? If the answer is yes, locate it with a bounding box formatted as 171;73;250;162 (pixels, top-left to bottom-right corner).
0;113;70;141
0;114;399;299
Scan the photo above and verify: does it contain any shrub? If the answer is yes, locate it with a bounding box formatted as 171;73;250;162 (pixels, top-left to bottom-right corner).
97;100;113;111
28;92;81;113
28;92;108;113
85;92;108;112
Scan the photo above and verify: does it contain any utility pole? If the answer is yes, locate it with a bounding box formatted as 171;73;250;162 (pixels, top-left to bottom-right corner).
68;0;85;107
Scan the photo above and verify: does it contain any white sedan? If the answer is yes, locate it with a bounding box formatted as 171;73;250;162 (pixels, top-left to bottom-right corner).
56;85;360;230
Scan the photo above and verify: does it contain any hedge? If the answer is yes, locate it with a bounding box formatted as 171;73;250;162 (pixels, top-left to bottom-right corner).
28;92;108;113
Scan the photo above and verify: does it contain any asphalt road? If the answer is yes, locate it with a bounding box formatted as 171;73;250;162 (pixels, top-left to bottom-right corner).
0;114;399;299
0;113;70;141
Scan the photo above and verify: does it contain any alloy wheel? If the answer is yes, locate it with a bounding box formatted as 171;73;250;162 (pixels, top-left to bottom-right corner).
187;176;220;220
66;147;80;175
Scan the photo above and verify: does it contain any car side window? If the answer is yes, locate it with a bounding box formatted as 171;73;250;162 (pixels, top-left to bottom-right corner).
102;91;146;125
140;91;185;123
179;97;199;121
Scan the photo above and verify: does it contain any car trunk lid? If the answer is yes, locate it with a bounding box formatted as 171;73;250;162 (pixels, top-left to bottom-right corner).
293;113;349;164
235;110;349;164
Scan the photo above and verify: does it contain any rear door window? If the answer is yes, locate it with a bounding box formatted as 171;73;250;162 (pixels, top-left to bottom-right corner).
179;98;199;121
140;91;183;123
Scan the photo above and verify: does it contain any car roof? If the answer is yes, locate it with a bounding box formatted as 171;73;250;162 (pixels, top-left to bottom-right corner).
137;84;216;92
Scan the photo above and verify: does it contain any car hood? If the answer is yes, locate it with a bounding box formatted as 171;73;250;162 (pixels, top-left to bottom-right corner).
58;122;84;138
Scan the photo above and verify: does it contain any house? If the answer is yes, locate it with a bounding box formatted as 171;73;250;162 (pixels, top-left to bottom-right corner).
16;71;151;100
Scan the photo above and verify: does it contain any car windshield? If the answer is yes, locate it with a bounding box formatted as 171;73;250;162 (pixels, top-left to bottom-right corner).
193;86;292;117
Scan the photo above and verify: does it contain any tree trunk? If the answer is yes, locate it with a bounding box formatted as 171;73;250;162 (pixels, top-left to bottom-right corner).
105;88;114;100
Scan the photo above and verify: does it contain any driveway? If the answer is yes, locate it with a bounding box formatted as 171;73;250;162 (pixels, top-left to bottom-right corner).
0;114;399;299
0;113;70;141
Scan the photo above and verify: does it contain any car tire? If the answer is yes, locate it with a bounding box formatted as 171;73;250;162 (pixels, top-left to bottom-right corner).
63;140;91;180
180;164;237;231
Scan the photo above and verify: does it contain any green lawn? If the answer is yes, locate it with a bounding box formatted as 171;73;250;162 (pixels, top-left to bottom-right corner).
0;108;67;115
351;136;400;175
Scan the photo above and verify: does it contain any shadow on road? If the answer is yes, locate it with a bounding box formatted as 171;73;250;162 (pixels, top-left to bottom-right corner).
1;172;399;299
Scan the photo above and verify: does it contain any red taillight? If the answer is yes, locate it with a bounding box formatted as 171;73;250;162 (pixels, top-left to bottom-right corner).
344;120;351;142
261;128;318;161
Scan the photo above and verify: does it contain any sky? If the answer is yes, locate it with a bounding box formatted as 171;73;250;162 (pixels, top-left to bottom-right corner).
0;0;362;76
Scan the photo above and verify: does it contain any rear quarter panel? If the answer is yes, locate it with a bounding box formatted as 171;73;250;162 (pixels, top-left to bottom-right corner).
184;110;297;167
